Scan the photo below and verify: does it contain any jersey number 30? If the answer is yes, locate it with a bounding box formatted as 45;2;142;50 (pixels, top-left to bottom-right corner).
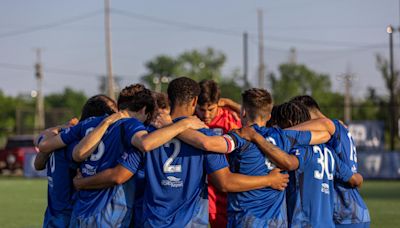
313;146;334;180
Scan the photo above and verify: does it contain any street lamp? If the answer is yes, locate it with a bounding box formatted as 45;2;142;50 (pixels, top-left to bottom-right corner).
153;74;170;93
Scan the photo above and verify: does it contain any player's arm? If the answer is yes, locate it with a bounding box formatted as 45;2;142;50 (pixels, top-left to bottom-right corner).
38;131;66;154
287;118;336;136
333;152;363;188
34;152;51;171
209;167;289;192
131;116;207;152
177;130;231;153
308;130;331;145
74;164;134;190
73;112;129;162
37;118;79;153
218;98;241;114
233;127;299;171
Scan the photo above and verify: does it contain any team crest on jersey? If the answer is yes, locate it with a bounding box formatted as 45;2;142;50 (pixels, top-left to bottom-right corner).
321;183;330;194
161;176;183;188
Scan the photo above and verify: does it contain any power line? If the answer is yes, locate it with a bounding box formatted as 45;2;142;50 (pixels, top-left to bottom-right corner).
0;10;103;39
112;8;385;49
112;8;241;37
0;62;132;79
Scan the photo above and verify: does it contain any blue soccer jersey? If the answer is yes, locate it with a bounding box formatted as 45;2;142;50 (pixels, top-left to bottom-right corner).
327;119;370;225
118;147;146;228
119;117;229;228
61;116;146;226
286;144;354;228
41;135;78;228
227;125;311;228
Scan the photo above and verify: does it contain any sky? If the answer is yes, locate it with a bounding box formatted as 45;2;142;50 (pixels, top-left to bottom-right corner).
0;0;398;99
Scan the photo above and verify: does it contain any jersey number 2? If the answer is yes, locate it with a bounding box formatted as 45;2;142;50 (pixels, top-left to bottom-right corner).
163;139;182;173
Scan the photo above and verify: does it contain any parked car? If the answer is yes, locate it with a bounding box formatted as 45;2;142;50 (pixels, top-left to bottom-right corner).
0;135;38;172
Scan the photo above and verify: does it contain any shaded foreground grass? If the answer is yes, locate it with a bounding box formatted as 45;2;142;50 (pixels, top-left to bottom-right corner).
0;177;399;227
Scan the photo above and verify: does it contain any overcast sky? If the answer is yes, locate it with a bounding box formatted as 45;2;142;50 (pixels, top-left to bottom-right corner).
0;0;398;99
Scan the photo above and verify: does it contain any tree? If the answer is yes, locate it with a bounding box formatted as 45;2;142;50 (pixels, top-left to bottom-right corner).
141;48;227;92
177;48;226;82
45;88;87;122
269;63;343;118
141;55;181;92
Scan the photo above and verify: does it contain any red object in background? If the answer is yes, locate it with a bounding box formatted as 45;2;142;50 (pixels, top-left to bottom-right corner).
0;135;37;172
206;107;242;228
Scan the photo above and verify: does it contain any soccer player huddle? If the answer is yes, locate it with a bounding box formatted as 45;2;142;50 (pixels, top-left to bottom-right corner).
35;77;371;228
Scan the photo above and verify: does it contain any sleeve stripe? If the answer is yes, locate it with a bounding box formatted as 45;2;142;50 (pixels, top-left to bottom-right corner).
223;134;236;153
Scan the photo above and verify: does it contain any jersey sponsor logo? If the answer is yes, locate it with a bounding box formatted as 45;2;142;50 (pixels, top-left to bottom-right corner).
351;164;357;173
82;164;97;176
121;152;128;160
48;176;54;188
161;176;183;188
321;183;330;194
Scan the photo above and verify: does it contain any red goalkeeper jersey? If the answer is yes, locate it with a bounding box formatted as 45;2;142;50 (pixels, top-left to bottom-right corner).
207;107;242;217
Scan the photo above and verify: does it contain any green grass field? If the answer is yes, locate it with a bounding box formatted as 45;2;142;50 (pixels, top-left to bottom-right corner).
0;178;399;227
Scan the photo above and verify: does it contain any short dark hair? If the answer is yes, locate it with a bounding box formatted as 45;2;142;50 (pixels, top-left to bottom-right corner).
290;95;320;111
168;77;200;108
117;84;155;124
198;79;221;106
271;101;311;128
153;92;169;110
242;88;273;121
80;94;117;121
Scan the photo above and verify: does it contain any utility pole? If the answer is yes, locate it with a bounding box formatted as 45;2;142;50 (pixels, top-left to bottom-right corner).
288;48;297;64
104;0;115;100
343;65;353;124
34;48;45;133
387;25;396;150
243;32;250;89
257;9;265;89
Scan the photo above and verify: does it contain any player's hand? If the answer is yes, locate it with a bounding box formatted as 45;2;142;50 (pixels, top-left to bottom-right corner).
232;126;257;141
152;112;173;128
67;117;79;127
267;168;289;191
185;116;208;130
231;111;241;122
73;170;83;191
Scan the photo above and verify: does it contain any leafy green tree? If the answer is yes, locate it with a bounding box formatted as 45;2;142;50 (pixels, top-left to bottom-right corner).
141;55;181;92
269;63;343;119
141;48;227;92
177;48;226;82
45;87;87;119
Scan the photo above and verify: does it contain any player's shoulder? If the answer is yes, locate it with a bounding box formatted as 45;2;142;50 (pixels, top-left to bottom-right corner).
198;127;216;136
264;126;284;137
